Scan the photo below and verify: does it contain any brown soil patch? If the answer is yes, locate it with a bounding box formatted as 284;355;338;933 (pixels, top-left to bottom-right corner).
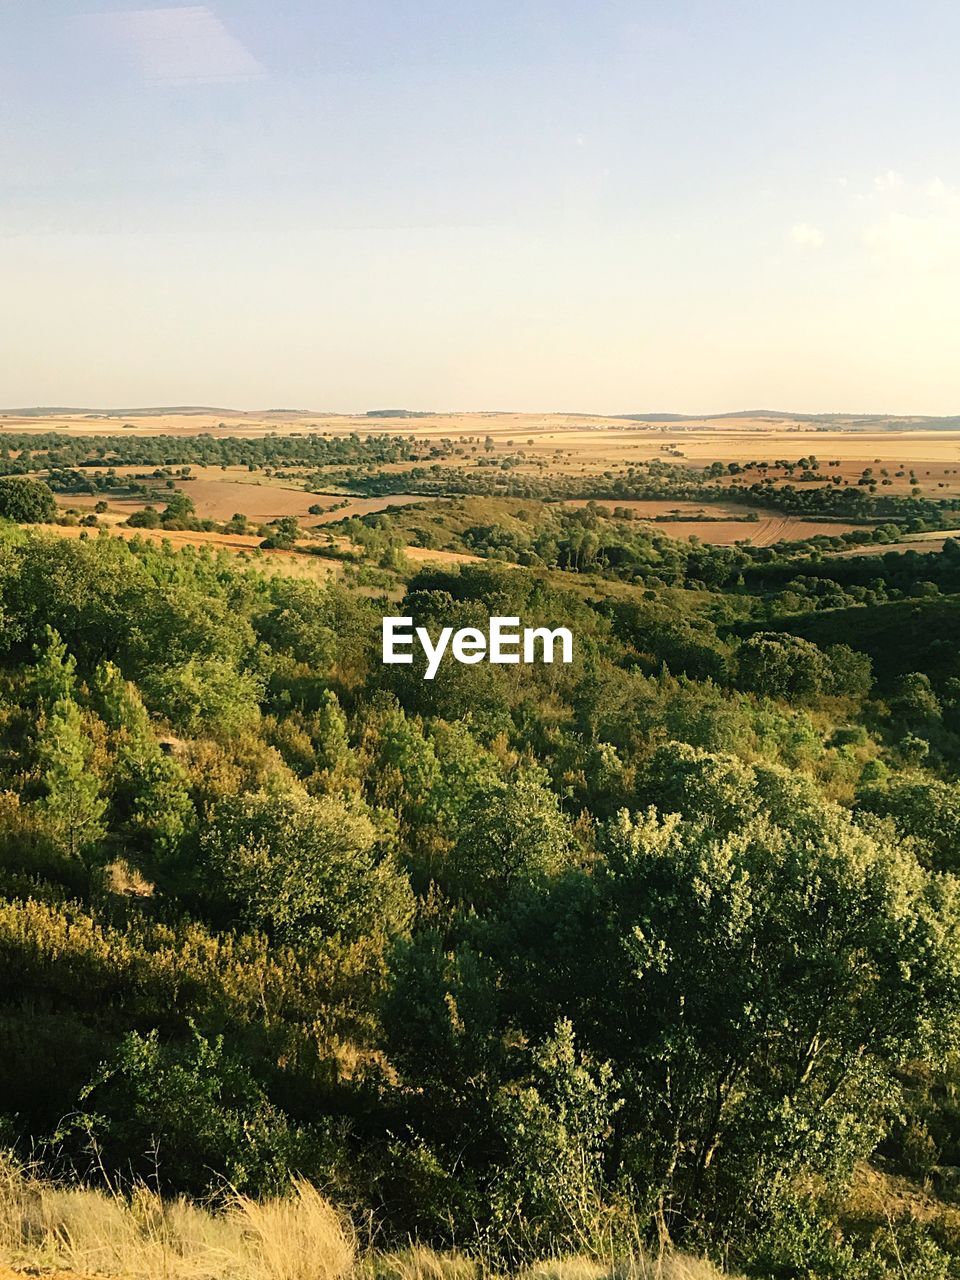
639;516;866;546
177;478;318;522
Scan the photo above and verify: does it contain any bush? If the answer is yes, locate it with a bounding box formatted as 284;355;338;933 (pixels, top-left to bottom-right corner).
66;1025;310;1196
0;476;57;523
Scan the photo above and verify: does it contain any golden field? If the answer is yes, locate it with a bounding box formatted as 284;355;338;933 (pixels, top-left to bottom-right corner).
8;407;960;491
20;408;960;558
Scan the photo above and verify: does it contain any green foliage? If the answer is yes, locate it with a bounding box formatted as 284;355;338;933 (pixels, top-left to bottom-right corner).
35;697;106;858
595;796;960;1238
68;1025;309;1195
737;631;872;702
200;785;412;944
488;1020;622;1255
0;523;958;1271
445;769;575;907
0;476;57;523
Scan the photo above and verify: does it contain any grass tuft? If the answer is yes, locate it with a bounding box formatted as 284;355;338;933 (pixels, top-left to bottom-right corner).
0;1158;736;1280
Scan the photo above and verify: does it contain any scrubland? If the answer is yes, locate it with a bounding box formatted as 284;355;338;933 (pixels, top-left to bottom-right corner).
0;426;960;1277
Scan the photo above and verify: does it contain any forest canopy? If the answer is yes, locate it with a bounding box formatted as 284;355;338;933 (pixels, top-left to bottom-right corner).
1;521;960;1279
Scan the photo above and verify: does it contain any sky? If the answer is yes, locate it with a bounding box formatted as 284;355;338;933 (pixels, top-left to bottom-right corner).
2;0;960;414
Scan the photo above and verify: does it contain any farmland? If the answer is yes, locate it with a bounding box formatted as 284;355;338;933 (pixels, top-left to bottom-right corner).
7;406;960;480
9;407;957;558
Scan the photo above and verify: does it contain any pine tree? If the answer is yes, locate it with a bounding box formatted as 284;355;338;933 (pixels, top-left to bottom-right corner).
36;698;106;858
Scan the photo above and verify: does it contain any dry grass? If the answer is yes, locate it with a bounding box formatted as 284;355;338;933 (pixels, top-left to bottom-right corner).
370;1246;479;1280
521;1258;740;1280
0;1162;354;1280
0;1161;738;1280
32;525;344;582
630;516;866;546
231;1180;356;1280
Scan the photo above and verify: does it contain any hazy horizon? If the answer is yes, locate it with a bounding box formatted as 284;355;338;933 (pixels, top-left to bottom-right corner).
4;1;960;414
4;403;960;421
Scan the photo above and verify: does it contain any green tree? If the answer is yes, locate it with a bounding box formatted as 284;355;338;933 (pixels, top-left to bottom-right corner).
490;1020;622;1255
446;769;575;907
94;660;194;864
35;698;106;858
200;785;412;944
595;802;960;1240
0;476;57;523
32;626;77;716
69;1025;305;1196
736;632;829;702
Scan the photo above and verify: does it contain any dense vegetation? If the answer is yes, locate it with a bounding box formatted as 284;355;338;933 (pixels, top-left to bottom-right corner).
338;496;960;613
2;512;960;1277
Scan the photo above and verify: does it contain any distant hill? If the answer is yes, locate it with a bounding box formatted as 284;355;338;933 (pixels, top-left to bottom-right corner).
4;406;960;430
618;410;960;429
1;406;232;417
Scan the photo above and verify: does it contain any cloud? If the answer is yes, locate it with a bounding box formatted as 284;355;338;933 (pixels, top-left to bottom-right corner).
859;174;960;271
789;222;825;249
873;169;903;192
862;212;960;272
923;177;960;208
84;6;264;84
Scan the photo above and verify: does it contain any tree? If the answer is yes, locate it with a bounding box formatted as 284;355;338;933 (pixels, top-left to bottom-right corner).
32;627;77;716
93;660;193;865
857;775;960;871
200;785;412;944
446;769;575;907
489;1020;621;1255
142;654;263;737
69;1025;305;1195
260;515;300;550
35;698;107;858
889;671;942;732
593;801;960;1240
0;476;57;523
736;632;832;701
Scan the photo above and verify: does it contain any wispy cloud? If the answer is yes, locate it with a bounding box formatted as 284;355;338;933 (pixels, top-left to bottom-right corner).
860;174;960;271
84;6;264;84
789;222;825;249
873;169;903;192
862;212;960;272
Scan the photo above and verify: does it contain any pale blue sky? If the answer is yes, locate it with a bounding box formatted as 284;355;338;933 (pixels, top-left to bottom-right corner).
2;1;959;412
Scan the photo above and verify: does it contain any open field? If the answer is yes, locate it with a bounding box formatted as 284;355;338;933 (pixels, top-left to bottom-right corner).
34;523;343;581
563;498;763;518
562;499;868;543
632;516;868;545
308;495;439;524
832;529;960;556
61;479;437;528
8;408;960;497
